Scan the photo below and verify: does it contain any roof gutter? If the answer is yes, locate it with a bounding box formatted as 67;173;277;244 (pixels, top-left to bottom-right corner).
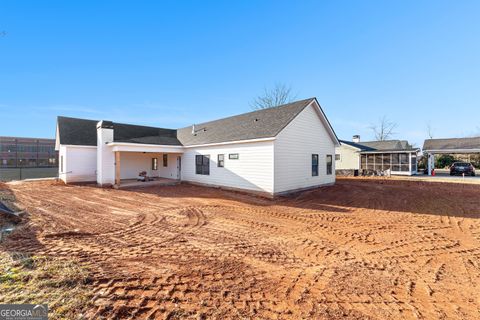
107;142;183;148
359;149;420;154
423;148;480;153
182;137;276;148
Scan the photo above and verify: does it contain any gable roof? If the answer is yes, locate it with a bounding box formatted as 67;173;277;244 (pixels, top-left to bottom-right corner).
340;139;417;153
177;98;335;146
423;137;480;151
56;98;339;147
56;116;181;146
361;140;413;151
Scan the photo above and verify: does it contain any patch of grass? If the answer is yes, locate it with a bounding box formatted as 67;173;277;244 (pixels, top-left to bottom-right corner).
0;252;93;319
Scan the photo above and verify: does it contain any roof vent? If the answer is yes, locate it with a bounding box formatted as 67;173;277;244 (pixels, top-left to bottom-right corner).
254;118;259;122
353;135;360;143
191;124;195;135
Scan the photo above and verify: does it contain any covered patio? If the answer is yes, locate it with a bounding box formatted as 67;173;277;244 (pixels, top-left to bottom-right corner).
108;142;184;188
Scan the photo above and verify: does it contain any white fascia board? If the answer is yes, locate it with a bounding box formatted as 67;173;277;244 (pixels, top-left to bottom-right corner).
182;137;276;148
423;149;480;154
60;144;97;149
360;149;420;154
310;99;341;146
108;142;184;153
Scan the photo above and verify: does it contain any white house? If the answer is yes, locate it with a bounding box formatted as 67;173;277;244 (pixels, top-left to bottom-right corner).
55;98;339;197
336;136;419;175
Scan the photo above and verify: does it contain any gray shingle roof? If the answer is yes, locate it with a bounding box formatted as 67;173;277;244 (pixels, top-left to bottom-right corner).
177;98;315;146
57;97;338;147
423;137;480;151
361;140;413;151
340;139;416;152
339;140;376;151
57;116;181;146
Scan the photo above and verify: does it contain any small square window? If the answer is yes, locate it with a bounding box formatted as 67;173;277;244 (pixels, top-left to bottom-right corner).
218;154;224;167
335;154;341;161
229;153;239;160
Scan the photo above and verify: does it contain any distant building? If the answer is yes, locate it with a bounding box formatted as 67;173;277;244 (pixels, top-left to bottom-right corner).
0;136;58;168
336;135;419;176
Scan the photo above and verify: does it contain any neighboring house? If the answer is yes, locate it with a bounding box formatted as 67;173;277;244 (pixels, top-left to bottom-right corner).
55;98;340;197
336;136;419;175
0;136;58;168
423;137;480;175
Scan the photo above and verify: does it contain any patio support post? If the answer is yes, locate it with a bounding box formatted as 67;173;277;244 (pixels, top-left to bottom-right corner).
427;153;435;176
409;153;412;174
427;153;431;176
115;151;121;186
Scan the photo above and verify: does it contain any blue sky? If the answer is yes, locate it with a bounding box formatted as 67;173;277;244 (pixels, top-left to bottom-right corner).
1;1;479;147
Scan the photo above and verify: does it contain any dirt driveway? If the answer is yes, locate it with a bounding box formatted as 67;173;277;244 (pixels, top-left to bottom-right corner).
2;178;480;319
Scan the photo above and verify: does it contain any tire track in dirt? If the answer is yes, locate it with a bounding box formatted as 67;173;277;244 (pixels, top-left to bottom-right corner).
3;179;480;319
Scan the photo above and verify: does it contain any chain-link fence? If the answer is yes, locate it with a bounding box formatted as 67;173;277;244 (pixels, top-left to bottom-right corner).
0;168;58;182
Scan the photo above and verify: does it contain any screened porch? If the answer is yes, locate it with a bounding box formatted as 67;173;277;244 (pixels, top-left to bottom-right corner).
360;151;417;175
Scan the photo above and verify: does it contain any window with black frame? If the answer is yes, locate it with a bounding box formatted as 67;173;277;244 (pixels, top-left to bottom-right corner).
312;154;319;176
163;154;168;167
217;154;224;167
196;155;210;175
326;155;333;175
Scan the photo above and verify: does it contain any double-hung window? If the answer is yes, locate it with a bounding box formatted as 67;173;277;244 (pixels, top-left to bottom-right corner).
326;155;333;175
195;155;210;175
217;154;225;167
163;154;168;167
312;154;319;176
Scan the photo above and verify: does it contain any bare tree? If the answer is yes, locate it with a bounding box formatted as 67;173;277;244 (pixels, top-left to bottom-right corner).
251;83;296;110
369;116;397;141
426;122;434;139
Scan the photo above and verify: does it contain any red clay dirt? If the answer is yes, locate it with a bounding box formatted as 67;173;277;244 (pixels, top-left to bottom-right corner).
2;178;480;319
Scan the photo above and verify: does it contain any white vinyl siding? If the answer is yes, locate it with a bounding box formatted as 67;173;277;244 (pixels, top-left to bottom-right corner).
59;145;97;183
335;145;361;170
181;140;274;193
274;104;336;193
119;152;180;180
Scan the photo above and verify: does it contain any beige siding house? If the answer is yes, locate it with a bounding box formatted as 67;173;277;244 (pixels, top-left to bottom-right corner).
335;137;419;176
